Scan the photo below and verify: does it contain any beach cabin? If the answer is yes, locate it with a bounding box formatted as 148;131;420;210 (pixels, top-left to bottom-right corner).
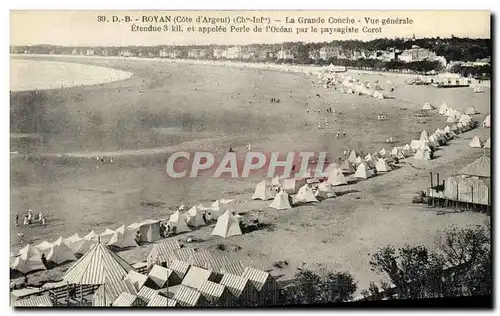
146;240;181;269
197;280;235;307
242;267;280;305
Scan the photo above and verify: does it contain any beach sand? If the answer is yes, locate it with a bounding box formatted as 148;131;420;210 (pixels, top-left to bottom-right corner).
10;55;490;293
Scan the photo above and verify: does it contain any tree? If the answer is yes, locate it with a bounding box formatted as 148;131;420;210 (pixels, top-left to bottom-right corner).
284;269;357;305
369;245;445;299
319;271;357;303
368;224;491;300
285;270;322;305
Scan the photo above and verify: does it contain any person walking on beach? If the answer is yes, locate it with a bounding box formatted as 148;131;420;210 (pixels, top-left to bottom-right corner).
27;210;33;225
135;231;142;246
23;215;29;227
41;217;46;228
14;213;19;227
38;211;43;223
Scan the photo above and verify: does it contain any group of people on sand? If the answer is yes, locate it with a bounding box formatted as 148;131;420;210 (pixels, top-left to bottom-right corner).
95;155;114;164
15;209;46;228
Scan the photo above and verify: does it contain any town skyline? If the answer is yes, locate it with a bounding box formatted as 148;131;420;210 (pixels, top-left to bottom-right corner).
11;11;490;46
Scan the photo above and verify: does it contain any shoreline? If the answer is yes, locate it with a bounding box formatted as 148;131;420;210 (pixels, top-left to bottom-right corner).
13;53;490;87
10;57;134;92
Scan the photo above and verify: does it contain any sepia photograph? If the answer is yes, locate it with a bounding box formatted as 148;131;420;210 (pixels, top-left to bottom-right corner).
8;9;492;308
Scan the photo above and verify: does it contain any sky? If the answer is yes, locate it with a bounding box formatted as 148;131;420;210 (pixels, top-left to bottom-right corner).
10;10;491;46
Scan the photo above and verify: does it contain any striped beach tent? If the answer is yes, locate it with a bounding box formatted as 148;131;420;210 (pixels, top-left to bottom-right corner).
63;243;134;285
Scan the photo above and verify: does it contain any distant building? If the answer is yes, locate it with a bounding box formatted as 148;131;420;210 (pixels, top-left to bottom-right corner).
225;46;242;59
213;48;225;59
377;50;396;61
308;50;320;60
351;50;363;60
398;45;436;62
86;49;95;56
431;56;447;68
319;46;341;60
277;49;295;60
170;50;181;58
120;50;134;57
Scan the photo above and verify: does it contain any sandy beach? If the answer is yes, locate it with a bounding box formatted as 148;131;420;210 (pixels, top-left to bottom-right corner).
10;55;490;294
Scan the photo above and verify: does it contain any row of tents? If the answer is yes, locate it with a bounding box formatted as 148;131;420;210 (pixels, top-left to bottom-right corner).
10;199;245;274
13;237;280;307
317;72;387;100
251;100;486;210
423;102;490;149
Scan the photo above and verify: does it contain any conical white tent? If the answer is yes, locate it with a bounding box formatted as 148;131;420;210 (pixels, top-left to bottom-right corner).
185;206;206;227
483;114;490;128
269;190;292;210
100;228;115;237
34;241;54;256
402;144;413;156
19;244;42;260
422;102;434;110
443;126;452;134
210;200;222;211
391;147;406;159
47;237;77;265
271;175;284;188
293;184;319;204
251;180;277;200
483;137;491;149
364;156;375;168
375;158;392;173
353;156;363;165
314;183;337;199
167;210;191;233
414;147;431;160
378;148;387;157
107;225;138;248
324;163;340;174
84;230;99;241
465;106;478;115
459;114;472;124
438;103;448;115
348;150;358;163
282;178;306;194
428;135;439;148
410;140;424;151
420;130;429;141
74;239;98;255
99;228;115;244
354;163;372;179
469;136;482;148
446;116;456;123
63;233;82;253
11;254;46;274
211;210;242;238
340;160;355;174
326;168;348;186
